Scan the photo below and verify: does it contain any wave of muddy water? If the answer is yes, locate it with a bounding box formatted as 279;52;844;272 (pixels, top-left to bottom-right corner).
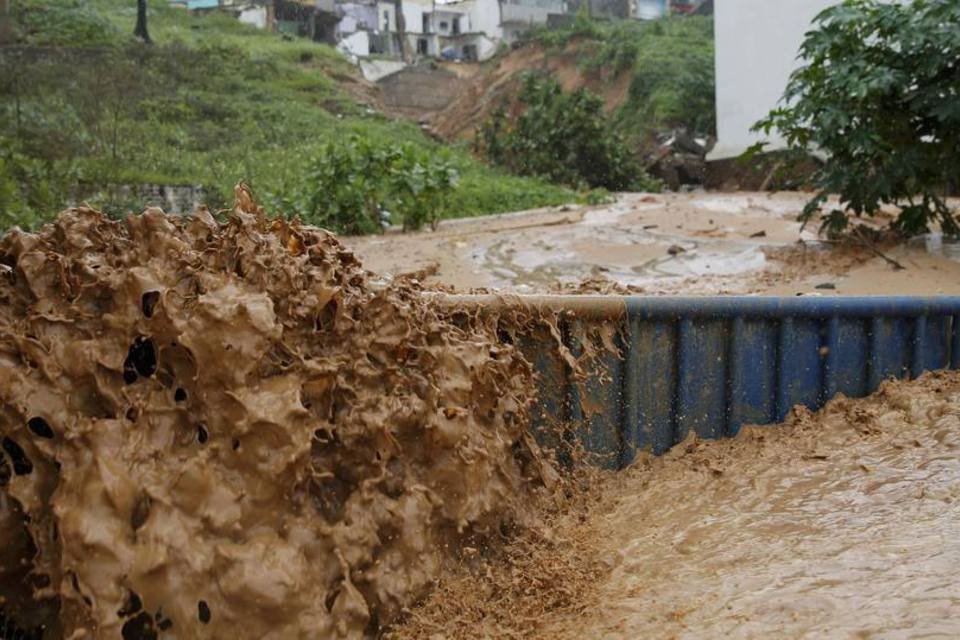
394;371;960;639
0;190;563;639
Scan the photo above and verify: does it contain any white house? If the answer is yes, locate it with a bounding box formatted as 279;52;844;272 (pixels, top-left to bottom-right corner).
633;0;668;20
498;0;566;43
396;0;502;61
708;0;837;160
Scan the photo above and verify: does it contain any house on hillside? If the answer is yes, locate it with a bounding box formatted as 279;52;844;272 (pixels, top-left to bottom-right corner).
375;0;502;61
629;0;710;20
498;0;566;43
272;0;339;41
171;0;701;65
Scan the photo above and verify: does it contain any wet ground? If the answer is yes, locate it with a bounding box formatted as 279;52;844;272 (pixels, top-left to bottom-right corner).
347;192;960;295
394;372;960;639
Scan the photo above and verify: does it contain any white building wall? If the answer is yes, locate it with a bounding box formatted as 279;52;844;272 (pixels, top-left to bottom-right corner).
238;5;267;28
634;0;667;20
377;1;398;31
474;33;498;59
709;0;836;160
402;0;435;34
469;0;502;40
339;30;371;56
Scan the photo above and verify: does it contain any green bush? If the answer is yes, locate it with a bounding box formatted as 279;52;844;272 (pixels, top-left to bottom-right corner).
478;75;657;192
535;14;715;139
13;0;121;46
754;0;960;237
266;136;458;234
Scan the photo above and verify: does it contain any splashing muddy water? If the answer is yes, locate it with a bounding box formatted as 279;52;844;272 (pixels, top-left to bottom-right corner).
0;192;558;639
394;371;960;639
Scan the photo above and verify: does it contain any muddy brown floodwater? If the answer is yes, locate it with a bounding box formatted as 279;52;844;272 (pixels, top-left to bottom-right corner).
348;192;960;296
394;371;960;639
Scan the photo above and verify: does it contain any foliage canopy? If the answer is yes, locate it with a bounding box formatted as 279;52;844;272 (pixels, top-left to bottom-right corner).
536;12;715;139
754;0;960;237
266;136;458;235
478;75;658;192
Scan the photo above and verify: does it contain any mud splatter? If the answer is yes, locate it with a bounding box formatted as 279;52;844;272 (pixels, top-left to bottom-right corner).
0;188;556;638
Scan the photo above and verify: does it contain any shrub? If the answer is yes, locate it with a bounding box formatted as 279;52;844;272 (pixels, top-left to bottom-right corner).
754;0;960;237
478;75;657;191
13;0;121;46
267;136;458;234
536;14;715;138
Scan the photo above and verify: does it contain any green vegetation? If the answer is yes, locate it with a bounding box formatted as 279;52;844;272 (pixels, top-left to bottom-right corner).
535;11;715;142
0;0;574;232
479;75;658;191
754;0;960;237
267;136;458;234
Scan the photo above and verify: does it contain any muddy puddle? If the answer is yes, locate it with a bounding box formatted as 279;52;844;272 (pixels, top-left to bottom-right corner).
394;371;960;639
348;192;960;296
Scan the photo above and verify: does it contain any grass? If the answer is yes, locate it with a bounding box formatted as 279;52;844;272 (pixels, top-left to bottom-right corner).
0;0;574;230
534;11;715;143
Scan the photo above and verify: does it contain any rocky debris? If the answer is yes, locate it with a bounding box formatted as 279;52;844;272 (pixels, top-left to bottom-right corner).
647;128;715;191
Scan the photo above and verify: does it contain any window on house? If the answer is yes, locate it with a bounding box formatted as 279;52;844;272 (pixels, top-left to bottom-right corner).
422;14;430;33
452;17;460;35
417;38;428;54
383;10;389;31
439;21;448;30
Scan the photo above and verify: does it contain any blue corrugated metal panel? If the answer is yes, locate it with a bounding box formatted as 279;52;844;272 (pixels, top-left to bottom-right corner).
623;318;675;461
729;318;776;434
776;318;822;420
677;318;727;442
520;296;960;469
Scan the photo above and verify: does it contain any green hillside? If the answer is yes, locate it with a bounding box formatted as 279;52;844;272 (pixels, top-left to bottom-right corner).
0;0;574;230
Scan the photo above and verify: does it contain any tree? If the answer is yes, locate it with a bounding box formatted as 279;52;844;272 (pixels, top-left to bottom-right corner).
0;0;12;45
478;74;657;192
754;0;960;237
134;0;151;44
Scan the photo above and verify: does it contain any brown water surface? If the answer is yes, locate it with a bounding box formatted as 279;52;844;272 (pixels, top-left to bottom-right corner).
395;372;960;639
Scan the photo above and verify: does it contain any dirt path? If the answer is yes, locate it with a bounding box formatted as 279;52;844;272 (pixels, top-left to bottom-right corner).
393;371;960;639
346;192;960;295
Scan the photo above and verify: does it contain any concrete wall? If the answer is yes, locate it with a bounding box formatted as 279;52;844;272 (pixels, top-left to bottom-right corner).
377;1;398;31
339;2;379;33
402;0;435;34
709;0;835;160
499;0;563;25
378;66;463;112
339;30;371;56
238;5;268;28
359;57;407;81
468;0;502;41
634;0;667;20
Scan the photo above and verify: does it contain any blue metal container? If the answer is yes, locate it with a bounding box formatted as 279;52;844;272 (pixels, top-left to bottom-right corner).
500;296;960;469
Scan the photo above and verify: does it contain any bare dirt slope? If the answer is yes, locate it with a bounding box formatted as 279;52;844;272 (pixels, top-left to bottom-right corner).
428;39;631;142
345;192;960;296
391;370;960;639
